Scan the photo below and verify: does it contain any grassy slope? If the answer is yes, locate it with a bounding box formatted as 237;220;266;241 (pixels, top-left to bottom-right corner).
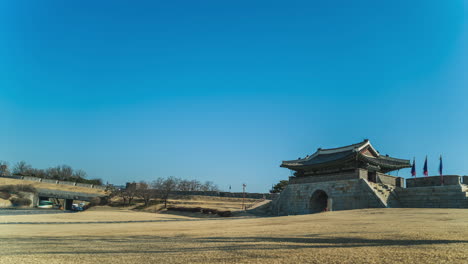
0;207;467;263
0;177;106;195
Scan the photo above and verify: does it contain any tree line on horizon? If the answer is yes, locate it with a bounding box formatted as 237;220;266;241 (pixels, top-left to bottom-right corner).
0;160;103;185
114;176;221;208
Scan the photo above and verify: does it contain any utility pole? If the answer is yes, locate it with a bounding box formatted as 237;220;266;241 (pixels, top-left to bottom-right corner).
242;183;246;210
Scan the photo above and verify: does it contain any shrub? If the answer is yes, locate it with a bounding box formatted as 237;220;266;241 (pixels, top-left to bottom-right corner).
89;197;101;206
201;208;218;214
166;206;232;217
217;211;232;217
9;197;31;206
98;196;110;205
0;191;11;200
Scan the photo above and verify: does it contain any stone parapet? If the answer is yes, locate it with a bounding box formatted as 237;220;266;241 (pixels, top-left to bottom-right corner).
406;175;461;188
395;185;468;208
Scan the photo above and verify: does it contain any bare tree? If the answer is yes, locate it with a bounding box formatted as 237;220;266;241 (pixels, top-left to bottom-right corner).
201;181;220;192
45;165;74;180
73;169;87;181
0;161;10;176
152;176;179;208
59;165;73;180
12;161;32;176
188;179;202;191
125;188;138;205
115;188;137;206
28;168;47;178
177;179;192;191
136;181;156;207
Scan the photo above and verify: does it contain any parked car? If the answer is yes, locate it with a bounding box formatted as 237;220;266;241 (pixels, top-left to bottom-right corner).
71;204;84;211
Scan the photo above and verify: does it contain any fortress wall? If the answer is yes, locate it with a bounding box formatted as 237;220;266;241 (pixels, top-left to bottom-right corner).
0;175;105;189
395;185;468;208
406;175;461;188
92;185;107;190
41;179;58;184
22;176;42;182
76;183;94;188
170;191;274;199
1;175;23;180
58;181;76;186
272;179;384;215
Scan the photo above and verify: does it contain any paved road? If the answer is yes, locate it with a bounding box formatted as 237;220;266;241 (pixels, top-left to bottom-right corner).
0;208;72;216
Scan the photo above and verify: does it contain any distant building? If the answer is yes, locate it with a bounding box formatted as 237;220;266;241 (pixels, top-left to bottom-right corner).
125;182;145;190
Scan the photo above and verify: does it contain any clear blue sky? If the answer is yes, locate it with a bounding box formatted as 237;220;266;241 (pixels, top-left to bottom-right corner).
1;1;467;192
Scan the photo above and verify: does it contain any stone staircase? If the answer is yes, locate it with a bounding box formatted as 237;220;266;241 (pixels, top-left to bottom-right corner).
462;185;468;207
367;182;401;208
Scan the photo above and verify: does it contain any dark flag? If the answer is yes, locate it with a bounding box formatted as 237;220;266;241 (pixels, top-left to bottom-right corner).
439;155;443;184
423;156;428;176
411;158;416;177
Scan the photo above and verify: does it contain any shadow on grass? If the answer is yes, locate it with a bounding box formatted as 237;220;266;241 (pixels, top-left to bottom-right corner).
1;235;467;256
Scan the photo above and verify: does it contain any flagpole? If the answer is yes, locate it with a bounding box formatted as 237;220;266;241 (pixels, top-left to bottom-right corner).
411;157;416;178
440;155;444;186
423;155;428;177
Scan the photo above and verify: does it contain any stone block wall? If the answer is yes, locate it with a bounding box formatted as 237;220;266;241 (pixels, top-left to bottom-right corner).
271;179;384;215
463;176;468;185
406;175;461;188
395;185;468;208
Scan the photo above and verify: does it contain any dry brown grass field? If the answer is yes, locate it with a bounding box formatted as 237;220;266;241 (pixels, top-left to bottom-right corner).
0;207;467;264
0;177;106;195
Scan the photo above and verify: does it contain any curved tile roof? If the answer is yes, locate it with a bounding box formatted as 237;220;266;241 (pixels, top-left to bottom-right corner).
281;139;411;172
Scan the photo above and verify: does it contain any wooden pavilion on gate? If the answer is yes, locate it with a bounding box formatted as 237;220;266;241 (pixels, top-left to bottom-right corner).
280;139;411;186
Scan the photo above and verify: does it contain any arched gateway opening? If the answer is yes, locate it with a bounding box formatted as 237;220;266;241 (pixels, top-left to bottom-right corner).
309;190;328;213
